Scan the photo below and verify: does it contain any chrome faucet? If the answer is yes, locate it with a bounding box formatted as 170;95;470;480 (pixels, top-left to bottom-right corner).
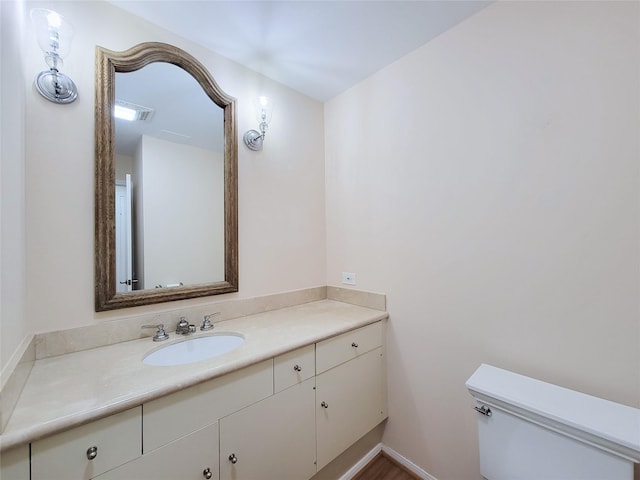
175;317;196;335
201;312;220;331
141;323;170;342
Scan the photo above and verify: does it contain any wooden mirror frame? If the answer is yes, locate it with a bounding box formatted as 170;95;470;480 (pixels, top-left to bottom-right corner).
95;42;238;311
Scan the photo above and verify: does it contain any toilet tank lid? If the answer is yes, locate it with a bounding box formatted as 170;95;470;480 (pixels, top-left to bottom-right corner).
466;364;640;462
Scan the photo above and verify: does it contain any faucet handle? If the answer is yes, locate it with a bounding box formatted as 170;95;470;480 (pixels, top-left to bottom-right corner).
201;312;220;331
141;324;170;342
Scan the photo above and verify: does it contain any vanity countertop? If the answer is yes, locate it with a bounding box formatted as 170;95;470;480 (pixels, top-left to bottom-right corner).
0;299;387;451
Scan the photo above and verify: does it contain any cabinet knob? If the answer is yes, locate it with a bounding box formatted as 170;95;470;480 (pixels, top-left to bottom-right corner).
321;401;329;409
351;342;359;348
229;453;238;464
86;445;98;460
293;364;302;372
203;467;213;479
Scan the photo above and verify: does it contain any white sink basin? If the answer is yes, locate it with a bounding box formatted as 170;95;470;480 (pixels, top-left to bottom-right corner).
143;333;244;366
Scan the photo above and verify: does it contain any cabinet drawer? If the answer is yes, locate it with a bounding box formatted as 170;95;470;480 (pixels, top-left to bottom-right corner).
143;359;273;452
31;407;141;480
94;422;219;480
274;344;315;393
316;321;383;374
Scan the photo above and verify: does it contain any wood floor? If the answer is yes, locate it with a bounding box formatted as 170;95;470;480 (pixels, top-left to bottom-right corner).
352;452;422;480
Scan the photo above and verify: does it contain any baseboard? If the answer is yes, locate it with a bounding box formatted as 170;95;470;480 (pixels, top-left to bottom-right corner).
337;443;383;480
382;445;438;480
339;442;438;480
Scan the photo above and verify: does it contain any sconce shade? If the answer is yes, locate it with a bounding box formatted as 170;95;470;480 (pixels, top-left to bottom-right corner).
254;96;274;125
30;8;77;104
244;96;273;151
31;9;73;60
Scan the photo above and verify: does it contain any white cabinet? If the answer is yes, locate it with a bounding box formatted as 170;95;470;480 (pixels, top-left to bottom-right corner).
30;407;141;480
316;321;383;374
274;344;315;393
21;320;386;480
315;323;387;471
220;378;317;480
143;359;273;452
94;422;219;480
0;444;30;480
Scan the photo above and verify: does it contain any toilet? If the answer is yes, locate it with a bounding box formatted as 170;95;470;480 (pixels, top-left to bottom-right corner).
466;364;640;480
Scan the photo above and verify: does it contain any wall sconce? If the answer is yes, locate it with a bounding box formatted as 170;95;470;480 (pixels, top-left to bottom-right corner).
243;96;274;151
30;8;78;104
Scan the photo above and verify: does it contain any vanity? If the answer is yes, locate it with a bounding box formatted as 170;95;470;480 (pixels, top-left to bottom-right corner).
0;298;388;480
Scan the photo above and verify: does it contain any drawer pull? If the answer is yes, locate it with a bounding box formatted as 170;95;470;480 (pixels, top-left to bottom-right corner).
293;364;302;372
351;342;359;348
321;401;329;409
229;453;238;464
203;467;213;479
86;445;98;460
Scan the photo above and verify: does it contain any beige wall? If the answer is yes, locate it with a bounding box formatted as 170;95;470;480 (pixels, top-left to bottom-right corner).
4;0;326;347
325;1;639;479
1;1;29;373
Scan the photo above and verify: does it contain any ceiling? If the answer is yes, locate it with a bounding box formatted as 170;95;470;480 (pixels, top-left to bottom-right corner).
108;0;490;102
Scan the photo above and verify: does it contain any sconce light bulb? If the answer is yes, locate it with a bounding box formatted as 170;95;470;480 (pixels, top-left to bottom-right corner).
47;11;62;29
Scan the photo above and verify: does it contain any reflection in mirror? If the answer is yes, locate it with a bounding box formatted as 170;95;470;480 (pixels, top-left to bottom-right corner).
114;63;225;291
95;43;238;311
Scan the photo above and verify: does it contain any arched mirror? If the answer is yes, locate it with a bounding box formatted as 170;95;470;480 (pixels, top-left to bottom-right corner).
95;42;238;311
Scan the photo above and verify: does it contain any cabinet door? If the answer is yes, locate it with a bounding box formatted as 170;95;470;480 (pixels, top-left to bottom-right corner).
31;407;141;480
0;444;30;480
94;422;218;480
316;347;387;470
220;378;316;480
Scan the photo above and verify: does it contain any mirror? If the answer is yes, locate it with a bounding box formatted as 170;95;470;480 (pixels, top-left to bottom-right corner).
95;42;238;311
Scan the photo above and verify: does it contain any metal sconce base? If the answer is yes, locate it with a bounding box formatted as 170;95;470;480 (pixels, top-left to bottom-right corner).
243;129;264;151
35;70;78;104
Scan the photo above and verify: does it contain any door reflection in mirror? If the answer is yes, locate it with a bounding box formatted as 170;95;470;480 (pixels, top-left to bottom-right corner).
115;174;133;292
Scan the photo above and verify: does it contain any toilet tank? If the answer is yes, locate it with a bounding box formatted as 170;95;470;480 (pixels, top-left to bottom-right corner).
466;364;640;480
